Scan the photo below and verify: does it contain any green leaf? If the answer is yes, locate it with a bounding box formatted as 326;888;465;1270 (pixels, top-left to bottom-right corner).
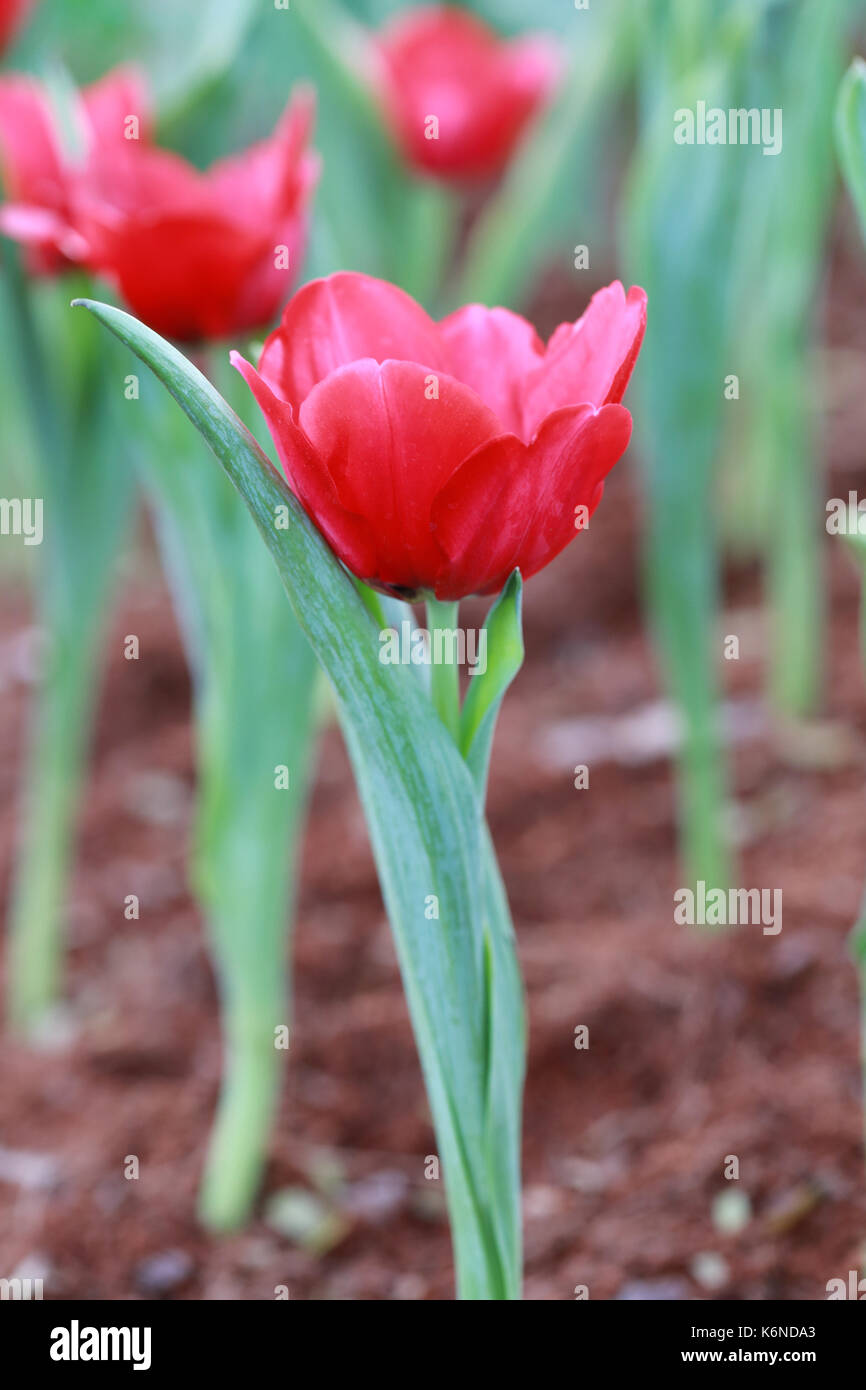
837;58;866;243
623;42;749;892
721;0;846;720
72;297;523;1299
479;827;525;1286
459;571;524;799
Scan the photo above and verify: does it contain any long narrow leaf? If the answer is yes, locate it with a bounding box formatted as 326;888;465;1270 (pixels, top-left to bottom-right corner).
73;297;522;1298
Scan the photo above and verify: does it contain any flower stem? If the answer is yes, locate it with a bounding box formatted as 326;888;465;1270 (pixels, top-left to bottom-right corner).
3;251;126;1030
197;971;287;1232
426;598;460;741
7;625;98;1029
142;361;319;1231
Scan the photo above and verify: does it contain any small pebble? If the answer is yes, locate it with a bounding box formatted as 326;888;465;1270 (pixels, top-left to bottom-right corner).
133;1249;194;1295
690;1251;730;1291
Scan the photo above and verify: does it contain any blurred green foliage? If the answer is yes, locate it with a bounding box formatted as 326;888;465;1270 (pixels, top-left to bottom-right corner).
14;0;258;110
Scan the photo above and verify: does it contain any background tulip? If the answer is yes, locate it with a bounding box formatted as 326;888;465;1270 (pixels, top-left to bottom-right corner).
233;272;645;600
69;88;317;341
0;65;149;273
375;6;559;180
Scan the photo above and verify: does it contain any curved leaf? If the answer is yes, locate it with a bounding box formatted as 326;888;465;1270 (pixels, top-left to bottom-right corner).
72;296;522;1299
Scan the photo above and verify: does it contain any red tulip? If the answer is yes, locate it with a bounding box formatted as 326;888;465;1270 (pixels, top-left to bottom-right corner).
375;5;559;181
0;65;150;273
232;272;646;601
70;89;318;341
0;0;34;57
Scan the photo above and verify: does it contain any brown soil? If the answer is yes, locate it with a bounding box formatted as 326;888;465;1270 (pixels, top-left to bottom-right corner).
2;229;866;1302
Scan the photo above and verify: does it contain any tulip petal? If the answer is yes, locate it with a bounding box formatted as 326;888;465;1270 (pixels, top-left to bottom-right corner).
298;358;502;591
208;86;317;230
0;67;154;271
231;351;378;580
258;272;448;413
86;213;269;340
82;66;152;151
439;304;544;437
522;283;647;438
203;92;317;333
431;402;632;599
0;76;64;206
0;201;62;243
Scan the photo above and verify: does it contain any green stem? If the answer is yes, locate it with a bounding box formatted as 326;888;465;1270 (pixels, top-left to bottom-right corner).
142;367;319;1232
1;241;63;466
192;741;312;1232
3;250;122;1030
645;517;731;895
197;967;288;1231
192;737;313;1231
764;341;821;718
426;598;460;741
7;623;99;1029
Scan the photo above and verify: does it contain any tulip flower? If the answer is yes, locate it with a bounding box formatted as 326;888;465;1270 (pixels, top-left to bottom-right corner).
0;66;150;273
69;89;318;341
374;5;560;180
0;0;34;57
232;272;646;601
78;270;648;1295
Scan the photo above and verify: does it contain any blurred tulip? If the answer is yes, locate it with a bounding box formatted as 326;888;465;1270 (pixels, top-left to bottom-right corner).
374;5;559;181
0;0;34;57
233;272;646;601
71;88;318;341
0;65;150;273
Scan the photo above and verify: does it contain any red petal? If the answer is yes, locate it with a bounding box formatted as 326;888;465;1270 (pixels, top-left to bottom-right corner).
0;76;64;209
231;351;378;580
0;200;83;256
224;210;308;338
70;143;205;259
70;92;315;339
208;86;316;230
204;92;317;330
522;283;647;437
89;213;267;340
297;358;502;591
439;303;543;437
431;403;632;599
82;66;152;151
258;271;448;413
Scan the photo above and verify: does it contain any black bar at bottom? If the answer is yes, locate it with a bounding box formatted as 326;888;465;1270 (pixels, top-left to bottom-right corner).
0;1297;861;1375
